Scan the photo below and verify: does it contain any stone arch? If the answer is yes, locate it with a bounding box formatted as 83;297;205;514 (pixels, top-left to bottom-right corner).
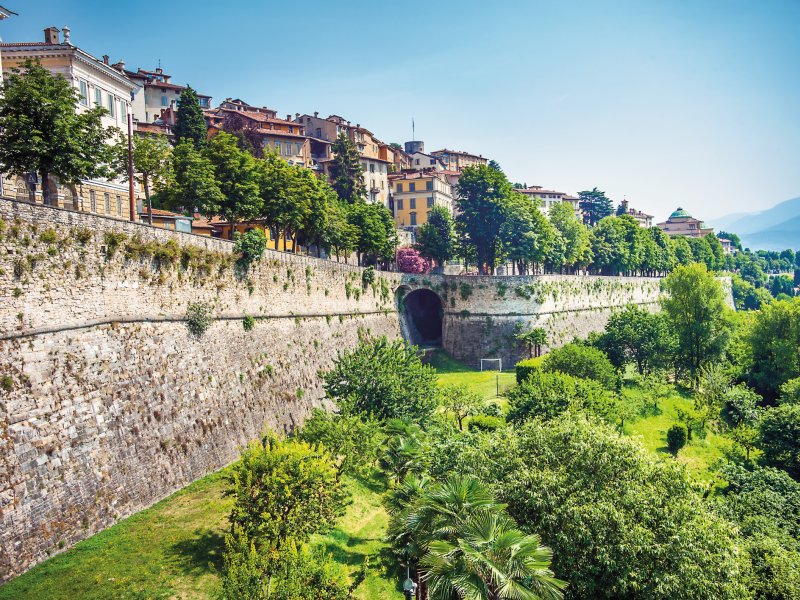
398;286;444;347
62;184;79;210
15;176;32;202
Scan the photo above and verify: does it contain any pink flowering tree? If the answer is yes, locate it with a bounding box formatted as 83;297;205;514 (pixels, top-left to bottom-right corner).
397;247;432;274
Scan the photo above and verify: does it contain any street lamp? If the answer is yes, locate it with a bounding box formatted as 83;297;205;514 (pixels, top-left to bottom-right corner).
402;565;418;599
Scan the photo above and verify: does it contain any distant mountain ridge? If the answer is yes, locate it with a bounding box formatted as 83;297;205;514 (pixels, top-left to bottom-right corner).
709;197;800;251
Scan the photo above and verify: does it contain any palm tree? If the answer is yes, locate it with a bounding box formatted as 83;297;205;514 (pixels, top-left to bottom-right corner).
422;509;566;600
379;419;430;483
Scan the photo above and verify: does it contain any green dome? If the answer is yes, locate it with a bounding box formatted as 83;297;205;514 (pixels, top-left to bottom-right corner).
669;207;692;219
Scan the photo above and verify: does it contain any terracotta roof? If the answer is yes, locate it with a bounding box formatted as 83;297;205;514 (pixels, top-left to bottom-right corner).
139;208;193;219
430;149;484;159
256;128;307;140
518;187;564;196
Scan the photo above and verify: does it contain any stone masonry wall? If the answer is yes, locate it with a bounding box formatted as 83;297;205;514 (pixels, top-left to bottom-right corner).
0;199;402;581
401;274;664;368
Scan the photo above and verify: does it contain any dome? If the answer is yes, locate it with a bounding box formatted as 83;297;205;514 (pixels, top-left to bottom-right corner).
669;207;692;219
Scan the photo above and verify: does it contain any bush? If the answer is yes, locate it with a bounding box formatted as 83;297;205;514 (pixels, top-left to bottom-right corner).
242;315;255;331
507;370;609;423
467;414;505;431
515;357;543;383
779;377;800;405
396;247;431;274
323;336;439;423
667;424;688;456
542;343;617;389
39;228;58;244
233;229;267;267
759;404;800;478
186;301;213;337
361;265;375;287
103;231;127;258
226;434;349;549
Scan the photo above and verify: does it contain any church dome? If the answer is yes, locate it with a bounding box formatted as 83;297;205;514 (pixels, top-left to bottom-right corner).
669;207;691;219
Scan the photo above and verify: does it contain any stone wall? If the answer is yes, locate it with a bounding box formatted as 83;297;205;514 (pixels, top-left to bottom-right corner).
400;274;664;368
0;199;402;581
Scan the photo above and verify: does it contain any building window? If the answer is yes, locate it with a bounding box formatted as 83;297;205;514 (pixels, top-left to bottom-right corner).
397;183;403;192
107;94;115;118
415;159;420;165
410;212;417;226
79;80;88;106
90;190;96;212
119;99;127;118
426;180;433;191
396;199;403;210
161;95;168;107
104;193;111;214
430;159;435;165
410;198;416;209
296;142;302;155
409;182;416;192
427;197;434;208
274;141;282;155
94;88;102;107
116;195;122;216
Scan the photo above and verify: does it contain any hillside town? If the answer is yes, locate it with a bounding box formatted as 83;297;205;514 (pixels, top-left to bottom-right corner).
0;21;731;256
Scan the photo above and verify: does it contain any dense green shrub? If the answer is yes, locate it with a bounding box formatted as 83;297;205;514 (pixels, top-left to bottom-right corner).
186;301;213;337
780;377;800;405
233;229;267;267
507;369;610;423
666;424;687;456
759;404;800;478
226;434;349;550
515;357;543;383
541;343;617;389
103;231;127;258
361;265;375;288
323;336;438;423
242;315;255;331
466;415;505;431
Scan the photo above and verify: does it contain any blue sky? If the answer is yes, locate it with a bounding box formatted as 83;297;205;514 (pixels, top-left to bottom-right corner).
2;0;798;221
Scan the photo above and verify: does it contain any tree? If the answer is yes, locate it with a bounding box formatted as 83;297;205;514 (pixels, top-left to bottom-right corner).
666;424;688;456
0;59;116;207
415;205;455;267
718;231;743;252
296;408;383;479
447;417;752;599
165;141;223;213
672;235;694;266
487;158;502;171
422;509;566;600
439;384;483;431
115;134;173;224
225;434;349;550
500;193;556;275
661;263;731;380
596;305;673;375
323;336;439;423
541;343;617;389
506;370;609;423
204;132;262;239
694;362;731;431
687;236;714;270
578;187;613;226
326;201;358;262
548;201;592;272
347;201;396;265
705;233;725;271
747;298;800;399
516;327;547;358
379;419;430;482
222;110;264;158
589;216;629;275
759;404;800;479
328;133;365;203
173;86;207;148
455;165;514;274
780;378;800;405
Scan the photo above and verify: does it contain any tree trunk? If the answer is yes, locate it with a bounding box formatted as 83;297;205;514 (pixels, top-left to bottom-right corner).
144;178;153;225
40;170;50;206
228;219;235;240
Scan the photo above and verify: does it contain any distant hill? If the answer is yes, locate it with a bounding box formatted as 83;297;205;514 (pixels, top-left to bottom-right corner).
709;197;800;251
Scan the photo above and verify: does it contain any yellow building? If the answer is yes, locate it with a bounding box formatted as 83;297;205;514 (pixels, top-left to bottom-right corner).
390;172;454;229
210;219;296;252
0;26;143;220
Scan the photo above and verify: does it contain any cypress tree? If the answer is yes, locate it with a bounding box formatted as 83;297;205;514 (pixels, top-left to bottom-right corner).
328;133;366;203
173;86;207;148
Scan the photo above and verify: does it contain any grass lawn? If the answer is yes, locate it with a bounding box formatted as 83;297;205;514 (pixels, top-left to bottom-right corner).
0;471;402;600
430;350;516;410
621;379;736;485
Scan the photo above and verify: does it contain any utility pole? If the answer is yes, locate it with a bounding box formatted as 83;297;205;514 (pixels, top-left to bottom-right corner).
126;92;136;222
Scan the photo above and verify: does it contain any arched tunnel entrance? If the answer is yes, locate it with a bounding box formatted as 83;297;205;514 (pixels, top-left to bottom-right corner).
400;288;444;347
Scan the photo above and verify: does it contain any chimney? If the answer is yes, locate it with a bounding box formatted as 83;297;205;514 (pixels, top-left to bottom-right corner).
314;111;319;118
156;68;163;75
44;26;60;44
113;59;126;71
286;114;291;121
62;26;71;45
102;55;109;65
295;112;300;120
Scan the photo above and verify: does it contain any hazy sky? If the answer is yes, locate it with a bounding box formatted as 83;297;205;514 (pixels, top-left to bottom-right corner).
2;0;798;221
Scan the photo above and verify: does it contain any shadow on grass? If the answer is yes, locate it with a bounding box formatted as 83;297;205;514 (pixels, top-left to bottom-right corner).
166;528;226;576
428;350;473;373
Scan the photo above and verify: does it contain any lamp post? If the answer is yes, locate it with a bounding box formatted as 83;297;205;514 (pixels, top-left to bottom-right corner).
126;91;136;222
402;565;418;599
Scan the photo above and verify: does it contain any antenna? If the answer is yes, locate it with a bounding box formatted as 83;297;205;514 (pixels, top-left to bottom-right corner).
158;58;161;69
412;117;415;142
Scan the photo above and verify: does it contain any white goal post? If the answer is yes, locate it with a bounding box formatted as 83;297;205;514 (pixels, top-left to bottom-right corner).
480;358;502;372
